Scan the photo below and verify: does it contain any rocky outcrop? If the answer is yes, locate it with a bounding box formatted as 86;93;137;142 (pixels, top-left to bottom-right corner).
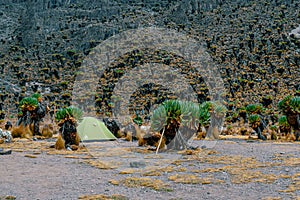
0;0;299;122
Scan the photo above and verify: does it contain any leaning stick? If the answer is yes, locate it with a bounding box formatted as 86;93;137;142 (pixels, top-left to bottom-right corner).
156;127;165;155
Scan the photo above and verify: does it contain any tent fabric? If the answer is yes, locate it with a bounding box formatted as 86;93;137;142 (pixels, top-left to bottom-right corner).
77;117;117;141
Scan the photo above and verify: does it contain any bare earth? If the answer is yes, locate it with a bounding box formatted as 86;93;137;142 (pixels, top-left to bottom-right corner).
0;137;300;200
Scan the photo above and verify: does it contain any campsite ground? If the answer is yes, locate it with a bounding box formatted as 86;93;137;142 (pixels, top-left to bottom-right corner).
0;137;300;200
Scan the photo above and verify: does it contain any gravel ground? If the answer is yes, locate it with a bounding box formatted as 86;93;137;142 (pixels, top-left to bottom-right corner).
0;138;299;200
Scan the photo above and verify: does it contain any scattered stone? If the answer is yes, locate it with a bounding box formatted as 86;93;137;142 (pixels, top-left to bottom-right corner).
0;129;12;143
284;168;290;172
0;149;12;155
130;161;146;168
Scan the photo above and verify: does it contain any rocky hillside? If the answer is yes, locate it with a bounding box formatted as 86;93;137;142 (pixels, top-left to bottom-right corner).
0;0;299;121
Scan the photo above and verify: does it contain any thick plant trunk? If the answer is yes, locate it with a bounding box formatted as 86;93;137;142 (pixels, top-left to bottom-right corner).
295;129;300;141
293;114;300;141
287;114;300;141
253;126;266;140
206;113;223;139
287;114;299;129
59;120;79;148
167;126;195;150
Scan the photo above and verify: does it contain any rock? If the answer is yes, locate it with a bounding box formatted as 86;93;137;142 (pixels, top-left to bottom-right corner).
0;149;12;155
129;161;146;168
284;168;290;172
289;25;300;39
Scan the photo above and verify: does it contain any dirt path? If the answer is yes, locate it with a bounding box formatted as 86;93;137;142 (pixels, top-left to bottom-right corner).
0;138;300;200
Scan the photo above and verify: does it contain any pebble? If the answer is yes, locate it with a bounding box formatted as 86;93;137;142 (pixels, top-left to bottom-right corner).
130;161;146;168
284;168;290;172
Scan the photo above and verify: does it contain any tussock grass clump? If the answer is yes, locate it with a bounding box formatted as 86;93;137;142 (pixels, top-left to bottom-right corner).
79;194;129;200
11;124;32;138
41;124;54;138
84;160;118;170
168;174;224;185
121;177;172;191
279;173;300;193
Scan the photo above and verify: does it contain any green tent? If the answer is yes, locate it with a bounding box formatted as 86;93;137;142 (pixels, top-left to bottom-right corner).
77;117;117;141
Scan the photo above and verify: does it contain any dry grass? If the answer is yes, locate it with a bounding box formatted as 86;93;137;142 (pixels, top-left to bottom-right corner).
24;154;38;158
227;169;277;184
0;139;49;154
192;149;280;169
282;157;300;166
90;147;131;157
11;125;32;139
1;135;300;199
176;148;299;185
64;155;81;159
279;173;300;193
142;165;185;177
120;177;172;192
128;147;154;154
46;146;88;155
168;174;224;185
108;179;120;185
84;160;119;170
78;194;129;200
142;170;162;176
119;169;137;174
0;196;16;200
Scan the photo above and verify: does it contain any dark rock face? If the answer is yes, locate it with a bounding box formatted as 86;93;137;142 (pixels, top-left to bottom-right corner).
0;0;299;122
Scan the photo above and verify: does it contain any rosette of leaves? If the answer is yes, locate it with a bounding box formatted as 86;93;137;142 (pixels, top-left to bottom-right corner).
161;99;182;129
278;95;299;141
17;111;23;117
209;101;228;118
231;112;239;123
278;95;300;115
198;101;211;127
246;104;263;114
151;100;186;132
248;114;266;140
133;115;143;126
150;100;182;148
278;95;292;114
31;93;42;101
179;101;199;128
289;96;300;114
238;107;247;121
19;97;38;112
151;100;199;149
55;106;83;126
270;125;278;131
248;114;261;128
204;101;227;139
278;115;291;134
151;105;167;132
270;125;278;140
